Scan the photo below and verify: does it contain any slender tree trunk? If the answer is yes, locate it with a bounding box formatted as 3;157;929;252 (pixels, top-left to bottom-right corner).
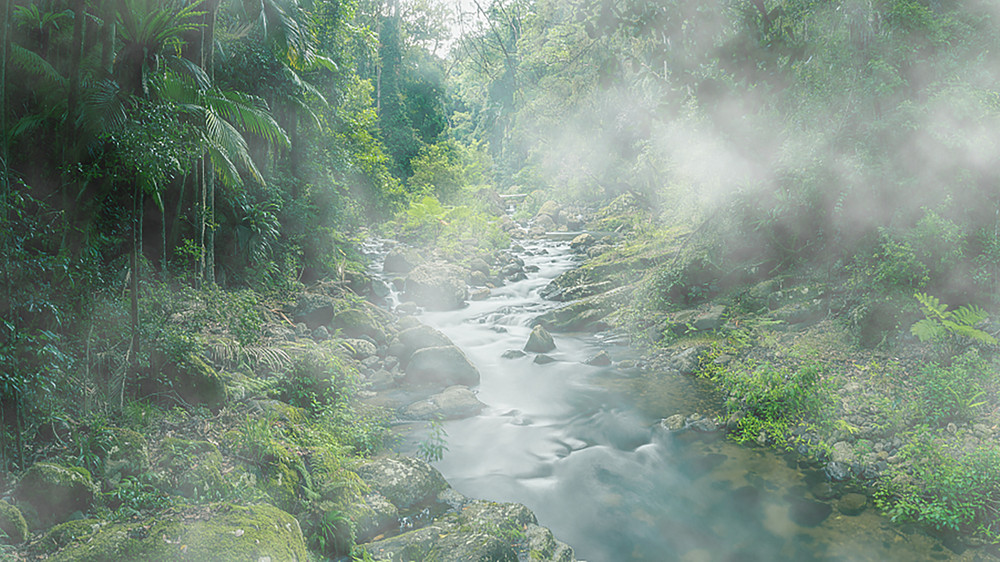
65;0;86;157
1;0;9;189
129;182;140;391
100;0;115;77
196;158;206;288
204;1;217;286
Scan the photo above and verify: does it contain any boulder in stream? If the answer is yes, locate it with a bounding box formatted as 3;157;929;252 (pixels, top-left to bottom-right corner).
402;386;486;420
405;263;468;310
356;456;448;513
524;325;556;353
396;325;454;361
404;346;480;389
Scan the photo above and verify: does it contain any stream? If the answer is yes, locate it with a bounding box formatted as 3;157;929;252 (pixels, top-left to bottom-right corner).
372;237;989;562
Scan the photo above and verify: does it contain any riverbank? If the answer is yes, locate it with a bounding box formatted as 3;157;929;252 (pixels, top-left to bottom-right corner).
515;195;1000;557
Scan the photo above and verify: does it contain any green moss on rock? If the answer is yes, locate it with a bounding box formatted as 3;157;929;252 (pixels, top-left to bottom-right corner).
39;519;102;553
14;463;99;530
158;439;224;500
49;503;307;562
105;428;149;485
0;499;28;543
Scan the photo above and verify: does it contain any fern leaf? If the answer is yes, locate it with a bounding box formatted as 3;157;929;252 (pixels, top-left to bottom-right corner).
911;318;945;342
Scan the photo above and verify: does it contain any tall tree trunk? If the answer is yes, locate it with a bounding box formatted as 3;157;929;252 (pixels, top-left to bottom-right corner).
65;0;86;157
129;182;140;401
204;0;217;286
100;0;115;77
1;0;10;190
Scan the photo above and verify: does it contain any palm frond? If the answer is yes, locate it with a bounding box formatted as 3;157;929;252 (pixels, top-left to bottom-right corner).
9;44;67;89
204;133;241;188
202;90;290;148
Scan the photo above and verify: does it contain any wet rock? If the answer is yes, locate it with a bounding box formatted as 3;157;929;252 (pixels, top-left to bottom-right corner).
524;325;556;353
825;461;851;482
469;270;489;287
526;523;575;562
404;346;480;389
809;482;838;501
838;493;867;515
584;350;612;366
356;456;448;513
789;497;832;527
347;492;399;543
468;257;491;275
470;287;491;300
396;325;453;361
383;246;422;274
366;369;395;391
659;414;686;431
534;301;611;333
694;305;726;331
401;386;486;420
535;201;562;222
14;463;99;530
501;349;527;359
533;354;557;365
395;301;419;315
405;263;468;311
333;308;386;343
687;417;720;433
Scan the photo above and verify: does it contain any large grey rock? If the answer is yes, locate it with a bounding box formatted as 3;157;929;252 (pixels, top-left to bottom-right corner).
831;441;856;463
405;263;468;311
404;346;480;389
838;493;868;516
526;524;575;562
569;233;596;251
524;325;556;353
396;325;453;361
14;463;99;530
356;456;448;513
402;386;486;420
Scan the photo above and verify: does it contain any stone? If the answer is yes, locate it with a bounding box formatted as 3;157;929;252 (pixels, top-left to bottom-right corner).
291;293;336;328
0;500;27;543
404;346;480;389
148;352;227;410
809;482;838;501
401;386;486;420
825;461;851;482
341;338;378;360
526;524;575;562
333;308;385;343
659;414;686;431
569;233;596;251
470;287;491;300
311;326;330;341
524;325;556;353
157;438;226;502
366;370;395;391
103;428;149;486
347;493;399;543
468;257;491;276
838;493;868;515
789;498;832;527
535;200;562;221
396;325;454;361
830;441;855;464
584;350;612;366
14;463;99;530
356;456;448;513
693;305;726;332
45;503;306;561
533;354;556;365
405;263;468;310
687;417;719;433
501;349;526;359
666;346;706;376
383;246;422;274
469;270;489;287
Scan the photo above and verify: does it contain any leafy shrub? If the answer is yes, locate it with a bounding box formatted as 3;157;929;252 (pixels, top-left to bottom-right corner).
271;345;358;410
393;195;509;256
878;429;1000;541
911;292;996;358
715;361;828;446
913;349;988;427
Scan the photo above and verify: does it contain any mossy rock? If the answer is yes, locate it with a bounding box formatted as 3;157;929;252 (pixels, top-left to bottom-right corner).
49;503;307;562
0;500;28;543
157;439;225;500
38;519;103;554
261;458;303;514
333;308;385;343
148;352;228;410
104;428;149;486
14;463;99;530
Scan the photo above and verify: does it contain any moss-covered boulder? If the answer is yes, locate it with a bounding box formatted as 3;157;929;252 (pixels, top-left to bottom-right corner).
346;492;399;543
48;503;307;562
149;353;227;410
395;325;453;362
333;308;386;343
104;428;149;486
38;519;102;554
356;456;447;513
358;499;576;562
404;263;468;311
0;500;28;543
157;438;225;500
14;463;99;530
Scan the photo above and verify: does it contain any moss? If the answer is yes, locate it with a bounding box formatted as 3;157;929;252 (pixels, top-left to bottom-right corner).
105;428;149;484
49;503;308;562
158;439;225;500
14;463;99;530
262;460;301;513
38;519;102;553
0;500;28;543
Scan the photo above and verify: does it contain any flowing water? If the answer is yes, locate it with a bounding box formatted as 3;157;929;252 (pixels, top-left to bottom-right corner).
371;237;994;562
